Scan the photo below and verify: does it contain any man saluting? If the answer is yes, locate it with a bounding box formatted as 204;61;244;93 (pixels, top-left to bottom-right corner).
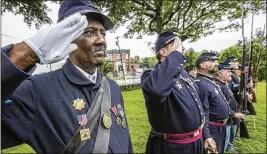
141;30;205;154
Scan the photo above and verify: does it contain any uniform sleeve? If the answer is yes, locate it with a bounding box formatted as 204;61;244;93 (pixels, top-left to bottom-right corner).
1;44;36;103
196;81;212;140
141;51;185;100
128;136;134;153
2;76;37;149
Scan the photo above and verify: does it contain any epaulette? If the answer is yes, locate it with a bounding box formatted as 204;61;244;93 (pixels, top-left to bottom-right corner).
144;68;155;71
143;68;154;73
141;68;155;77
194;79;200;82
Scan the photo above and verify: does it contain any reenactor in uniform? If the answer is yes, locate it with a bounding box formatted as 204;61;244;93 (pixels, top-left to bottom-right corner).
194;53;230;154
213;63;245;153
222;57;240;101
225;57;255;113
223;58;255;140
1;0;133;153
186;65;197;79
141;30;205;154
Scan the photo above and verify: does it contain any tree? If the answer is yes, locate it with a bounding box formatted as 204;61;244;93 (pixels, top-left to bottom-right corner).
219;29;266;81
97;0;266;41
184;48;201;69
99;60;113;76
130;57;135;63
2;1;265;41
147;57;158;68
218;46;242;63
1;1;60;29
134;55;140;63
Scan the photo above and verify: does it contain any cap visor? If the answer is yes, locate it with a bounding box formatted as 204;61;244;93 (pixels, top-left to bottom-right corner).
180;34;188;42
80;10;114;30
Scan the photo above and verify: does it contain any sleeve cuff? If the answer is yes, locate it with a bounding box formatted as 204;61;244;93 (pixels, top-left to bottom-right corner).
168;51;187;64
2;46;36;82
203;133;212;140
230;109;236;117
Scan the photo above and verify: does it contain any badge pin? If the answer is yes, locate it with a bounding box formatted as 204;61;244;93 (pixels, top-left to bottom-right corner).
116;117;122;125
73;98;85;110
117;104;125;119
177;83;182;90
77;114;88;126
102;112;112;129
121;118;127;129
80;128;90;141
214;88;219;95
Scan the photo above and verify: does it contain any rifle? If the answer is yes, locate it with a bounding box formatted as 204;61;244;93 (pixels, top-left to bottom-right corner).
254;24;266;88
239;4;250;139
247;8;257;103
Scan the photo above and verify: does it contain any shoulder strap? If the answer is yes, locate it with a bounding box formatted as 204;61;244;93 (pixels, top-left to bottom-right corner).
62;77;107;154
201;76;231;115
93;77;111;153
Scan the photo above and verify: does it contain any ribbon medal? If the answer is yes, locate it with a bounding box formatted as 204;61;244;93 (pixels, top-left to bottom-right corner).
77;114;88;126
111;106;121;125
80;128;90;141
117;104;125;119
117;104;127;129
77;114;90;141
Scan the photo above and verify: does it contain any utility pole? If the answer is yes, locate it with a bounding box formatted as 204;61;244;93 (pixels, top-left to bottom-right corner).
115;36;126;81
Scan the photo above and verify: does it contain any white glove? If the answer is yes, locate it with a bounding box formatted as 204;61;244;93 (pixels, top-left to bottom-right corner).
24;13;88;64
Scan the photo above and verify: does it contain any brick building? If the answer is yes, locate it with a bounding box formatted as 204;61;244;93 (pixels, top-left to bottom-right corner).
105;49;140;75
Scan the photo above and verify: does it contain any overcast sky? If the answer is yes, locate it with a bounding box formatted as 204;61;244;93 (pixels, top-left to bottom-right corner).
2;2;266;58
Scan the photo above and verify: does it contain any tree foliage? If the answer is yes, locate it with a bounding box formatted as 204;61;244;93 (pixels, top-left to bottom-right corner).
140;57;158;68
184;48;201;69
1;0;265;42
95;0;266;41
219;27;266;81
1;0;60;29
99;60;113;76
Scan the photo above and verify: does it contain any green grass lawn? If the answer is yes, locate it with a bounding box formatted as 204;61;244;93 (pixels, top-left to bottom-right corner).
233;82;266;153
2;82;266;153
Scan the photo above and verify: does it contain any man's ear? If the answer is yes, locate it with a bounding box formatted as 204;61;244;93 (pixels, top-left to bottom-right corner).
199;62;206;69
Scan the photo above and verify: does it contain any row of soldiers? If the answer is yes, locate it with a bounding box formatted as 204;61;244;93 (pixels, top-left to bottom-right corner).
141;30;256;154
2;0;256;153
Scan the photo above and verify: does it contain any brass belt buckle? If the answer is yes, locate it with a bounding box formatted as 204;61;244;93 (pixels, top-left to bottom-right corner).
193;130;199;137
164;133;168;140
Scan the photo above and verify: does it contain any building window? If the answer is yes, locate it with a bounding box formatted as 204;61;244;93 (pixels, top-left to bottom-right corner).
107;54;112;60
126;54;128;60
117;54;120;59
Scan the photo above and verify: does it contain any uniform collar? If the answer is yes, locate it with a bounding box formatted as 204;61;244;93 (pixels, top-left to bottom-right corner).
197;72;213;80
73;64;97;84
214;78;227;84
62;59;102;86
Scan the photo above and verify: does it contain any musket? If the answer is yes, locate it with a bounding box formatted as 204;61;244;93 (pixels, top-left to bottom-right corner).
247;8;257;103
254;24;266;88
239;3;250;139
248;9;254;86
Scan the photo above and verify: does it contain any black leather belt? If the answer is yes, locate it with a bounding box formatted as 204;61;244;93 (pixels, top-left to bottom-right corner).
210;118;228;124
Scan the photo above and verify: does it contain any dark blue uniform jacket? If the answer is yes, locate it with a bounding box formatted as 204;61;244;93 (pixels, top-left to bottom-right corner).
141;51;205;134
195;74;230;140
1;44;133;153
215;79;238;125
